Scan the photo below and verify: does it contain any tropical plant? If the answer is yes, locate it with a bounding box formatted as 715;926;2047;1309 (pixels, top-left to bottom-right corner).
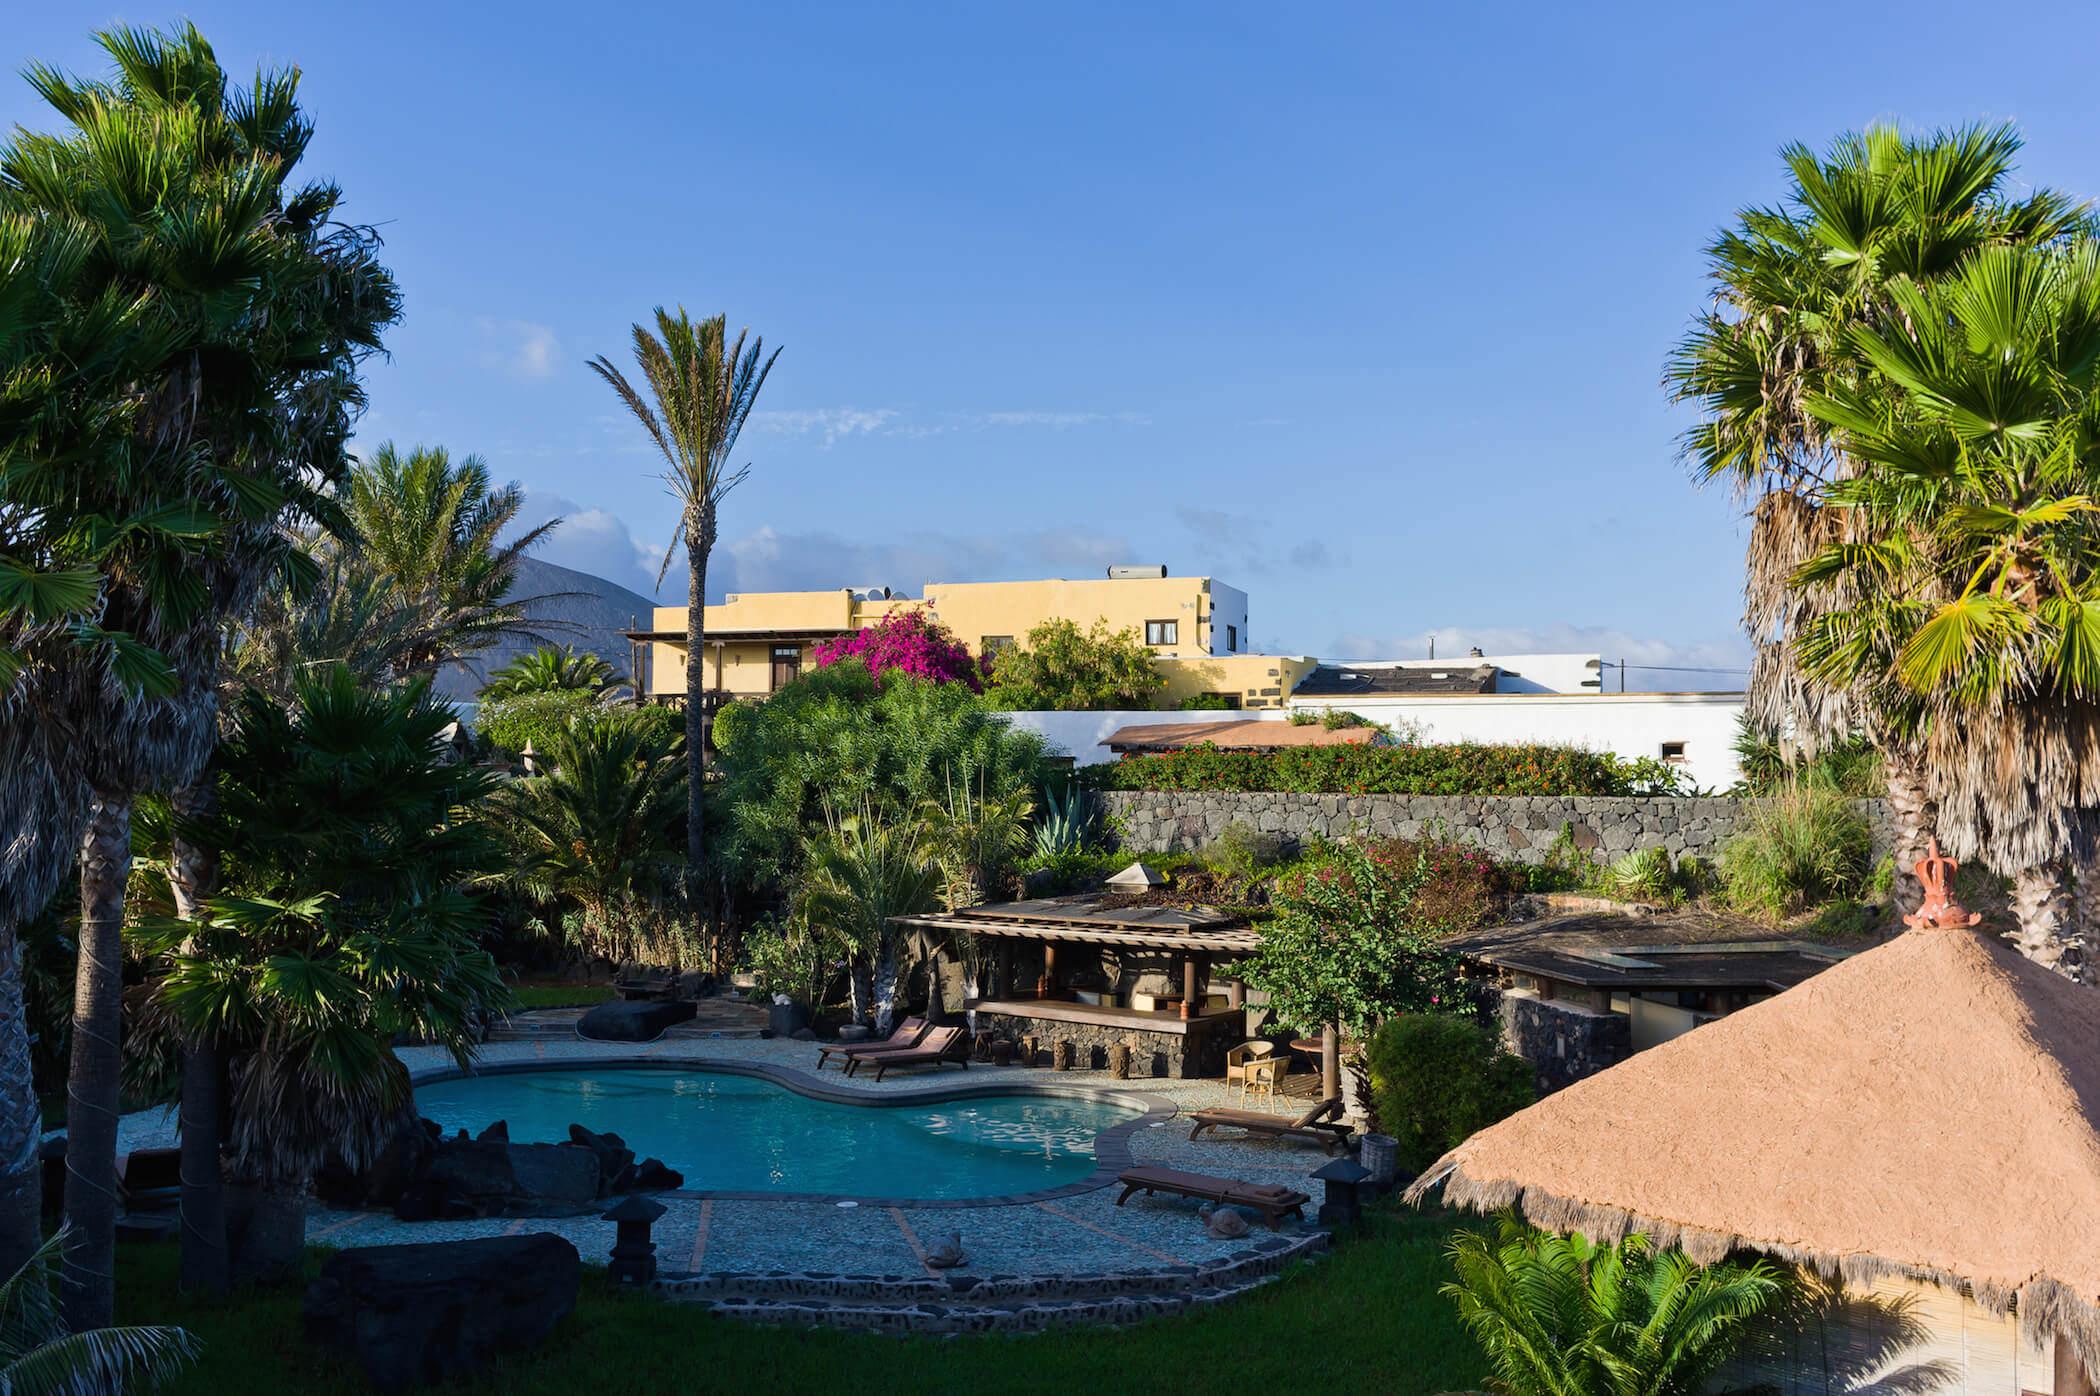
0;1229;197;1393
590;309;778;972
1665;122;2084;927
1175;692;1235;711
0;21;401;1314
711;661;1045;887
491;715;691;966
475;688;678;762
1719;782;1873;918
1089;742;1653;797
479;644;625;701
1240;839;1498;1043
131;668;508;1282
339;443;564;679
741;911;834;1012
985;618;1164;711
1443;1214;1785;1396
798;804;941;1032
811;608;984;689
1797;240;2100;969
1364;1015;1535;1175
1729;714;1883;797
920;774;1034;1012
1032;782;1094;858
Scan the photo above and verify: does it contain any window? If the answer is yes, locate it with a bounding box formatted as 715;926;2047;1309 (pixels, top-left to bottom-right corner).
769;644;802;691
1226;624;1238;653
1144;619;1178;647
981;635;1015;657
1659;740;1687;763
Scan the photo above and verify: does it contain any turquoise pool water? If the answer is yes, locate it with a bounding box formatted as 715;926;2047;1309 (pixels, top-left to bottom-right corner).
412;1069;1140;1199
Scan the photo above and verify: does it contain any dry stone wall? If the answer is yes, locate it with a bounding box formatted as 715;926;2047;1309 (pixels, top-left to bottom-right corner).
1094;790;1891;865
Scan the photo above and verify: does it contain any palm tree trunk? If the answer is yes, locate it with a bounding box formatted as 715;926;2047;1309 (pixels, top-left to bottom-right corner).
62;794;133;1332
170;779;228;1296
0;925;43;1279
1880;740;1937;919
872;941;900;1037
684;510;709;972
2008;860;2077;978
2068;809;2100;986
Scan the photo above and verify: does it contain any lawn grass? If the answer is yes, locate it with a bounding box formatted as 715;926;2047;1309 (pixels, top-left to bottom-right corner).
118;1205;1484;1395
508;984;617;1010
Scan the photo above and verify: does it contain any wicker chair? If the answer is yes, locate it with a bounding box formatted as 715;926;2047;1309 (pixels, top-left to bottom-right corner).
1224;1039;1278;1088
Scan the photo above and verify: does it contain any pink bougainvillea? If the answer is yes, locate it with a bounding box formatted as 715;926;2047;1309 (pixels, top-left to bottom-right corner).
810;607;987;690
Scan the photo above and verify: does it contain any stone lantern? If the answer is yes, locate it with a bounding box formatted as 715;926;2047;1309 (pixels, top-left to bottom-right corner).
603;1194;667;1286
1312;1157;1371;1228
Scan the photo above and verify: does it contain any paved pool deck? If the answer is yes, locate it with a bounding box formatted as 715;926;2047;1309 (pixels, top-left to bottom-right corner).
113;1034;1345;1280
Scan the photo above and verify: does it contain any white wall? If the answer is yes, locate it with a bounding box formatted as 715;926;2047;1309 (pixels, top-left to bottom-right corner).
1207;582;1250;655
997;708;1288;766
1288;691;1747;790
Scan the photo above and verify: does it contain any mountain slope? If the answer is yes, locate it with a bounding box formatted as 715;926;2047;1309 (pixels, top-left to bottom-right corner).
434;555;657;701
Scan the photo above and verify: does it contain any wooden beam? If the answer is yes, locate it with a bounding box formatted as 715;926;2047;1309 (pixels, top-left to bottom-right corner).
1321;1024;1341;1103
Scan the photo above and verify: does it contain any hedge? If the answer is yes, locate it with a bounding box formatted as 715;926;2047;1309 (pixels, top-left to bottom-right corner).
1085;742;1656;797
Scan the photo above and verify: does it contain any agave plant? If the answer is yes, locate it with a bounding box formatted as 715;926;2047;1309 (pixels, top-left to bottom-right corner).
0;1229;196;1393
1443;1214;1784;1396
1032;782;1094;858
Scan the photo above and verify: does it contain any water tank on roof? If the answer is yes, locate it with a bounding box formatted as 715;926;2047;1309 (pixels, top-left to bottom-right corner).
1107;564;1168;580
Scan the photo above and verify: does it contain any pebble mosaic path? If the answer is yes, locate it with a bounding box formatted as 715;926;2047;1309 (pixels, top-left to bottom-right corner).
110;1032;1344;1282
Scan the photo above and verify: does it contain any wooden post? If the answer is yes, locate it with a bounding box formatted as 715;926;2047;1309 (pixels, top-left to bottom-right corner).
1038;941;1058;999
2060;1335;2097;1396
1180;953;1203;1020
1321;1023;1341;1103
1226;978;1244;1009
995;941;1013;999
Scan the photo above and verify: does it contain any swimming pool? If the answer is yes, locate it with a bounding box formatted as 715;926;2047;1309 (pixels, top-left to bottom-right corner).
412;1068;1145;1201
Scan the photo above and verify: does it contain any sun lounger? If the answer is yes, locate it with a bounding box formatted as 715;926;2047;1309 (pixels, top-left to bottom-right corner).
1113;1166;1310;1229
614;970;674;1001
845;1025;969;1080
1187;1096;1354;1153
815;1017;928;1071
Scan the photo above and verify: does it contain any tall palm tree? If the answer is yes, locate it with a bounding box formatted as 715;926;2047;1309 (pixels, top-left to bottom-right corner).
1443;1214;1785;1396
0;22;400;1316
799;803;939;1033
590;311;778;970
1666;123;2085;918
341;443;566;679
479;644;625;701
1799;241;2100;973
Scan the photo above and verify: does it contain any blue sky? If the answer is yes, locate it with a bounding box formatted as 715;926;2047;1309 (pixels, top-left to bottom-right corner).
12;3;2100;686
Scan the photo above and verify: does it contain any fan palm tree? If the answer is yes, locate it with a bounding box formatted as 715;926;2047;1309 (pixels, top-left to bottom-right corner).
1443;1214;1785;1396
1798;241;2100;972
480;644;626;701
0;1229;196;1392
1666;123;2085;918
0;22;401;1318
491;715;688;966
341;443;567;679
590;310;778;970
799;803;939;1033
134;668;508;1281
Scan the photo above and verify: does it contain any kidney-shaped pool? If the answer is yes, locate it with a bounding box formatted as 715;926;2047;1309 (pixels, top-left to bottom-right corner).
413;1068;1144;1201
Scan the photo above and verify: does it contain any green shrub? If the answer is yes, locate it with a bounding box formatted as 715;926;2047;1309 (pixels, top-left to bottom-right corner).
1719;783;1872;917
1176;692;1236;711
476;689;679;759
1365;1014;1535;1175
1090;743;1659;796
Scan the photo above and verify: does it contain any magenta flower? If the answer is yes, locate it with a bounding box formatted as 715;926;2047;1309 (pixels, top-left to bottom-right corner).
810;607;985;690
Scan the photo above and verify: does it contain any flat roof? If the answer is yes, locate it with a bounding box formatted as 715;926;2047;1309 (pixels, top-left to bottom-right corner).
1455;911;1860;992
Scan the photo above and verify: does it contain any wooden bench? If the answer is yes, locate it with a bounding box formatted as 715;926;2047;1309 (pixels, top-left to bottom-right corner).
1113;1166;1310;1229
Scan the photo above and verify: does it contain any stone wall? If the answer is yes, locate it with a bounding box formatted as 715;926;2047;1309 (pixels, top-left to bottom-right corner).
1500;991;1632;1093
1095;790;1891;866
973;1009;1239;1080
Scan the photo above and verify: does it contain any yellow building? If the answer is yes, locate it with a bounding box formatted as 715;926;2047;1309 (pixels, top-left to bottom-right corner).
626;569;1315;710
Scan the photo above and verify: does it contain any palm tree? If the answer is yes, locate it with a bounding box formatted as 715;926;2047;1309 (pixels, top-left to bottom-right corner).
799;803;939;1033
1665;123;2085;918
135;669;508;1281
1443;1214;1785;1396
590;311;778;970
341;443;566;680
480;644;626;701
491;715;689;967
1798;241;2100;972
0;1229;196;1392
1;22;401;1319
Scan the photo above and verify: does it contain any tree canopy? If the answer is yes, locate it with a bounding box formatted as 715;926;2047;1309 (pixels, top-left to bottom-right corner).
984;617;1163;711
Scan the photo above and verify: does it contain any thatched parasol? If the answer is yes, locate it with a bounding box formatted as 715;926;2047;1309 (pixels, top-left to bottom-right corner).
1406;919;2100;1375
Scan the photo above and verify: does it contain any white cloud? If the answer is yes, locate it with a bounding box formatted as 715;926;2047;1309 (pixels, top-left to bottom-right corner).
478;318;560;379
1324;623;1752;692
510;490;668;597
750;407;900;446
1174;506;1339;576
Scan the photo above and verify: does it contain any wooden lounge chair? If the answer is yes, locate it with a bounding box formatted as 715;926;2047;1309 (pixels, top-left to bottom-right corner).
1187;1096;1355;1154
1113;1166;1310;1229
815;1017;928;1071
614;969;674;1001
846;1025;969;1080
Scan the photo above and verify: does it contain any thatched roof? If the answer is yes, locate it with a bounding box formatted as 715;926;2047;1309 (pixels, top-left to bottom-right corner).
1407;923;2100;1369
